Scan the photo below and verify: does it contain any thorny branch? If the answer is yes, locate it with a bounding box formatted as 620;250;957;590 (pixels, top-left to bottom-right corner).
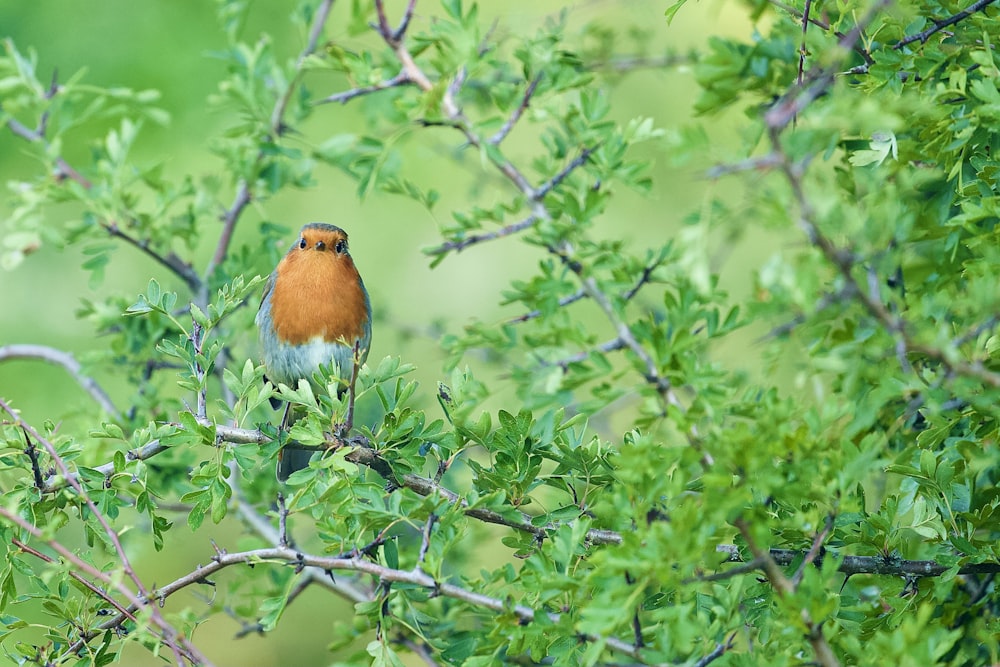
894;0;999;49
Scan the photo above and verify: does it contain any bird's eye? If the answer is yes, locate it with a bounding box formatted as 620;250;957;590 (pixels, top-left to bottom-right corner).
298;238;307;249
335;239;348;254
315;240;326;251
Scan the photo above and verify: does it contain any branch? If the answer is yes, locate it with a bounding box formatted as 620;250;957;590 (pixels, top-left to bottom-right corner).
488;74;542;145
544;337;626;369
534;146;597;200
764;0;891;132
0;400;210;666
509;253;662;324
102;220;202;291
425;214;538;256
0;344;121;418
201;0;337;302
768;0;874;65
0;505;211;667
6;108;203;291
12;537;142;633
117;543;647;663
546;242;671;394
316;72;412;105
4;117;92;188
734;519;841;667
894;0;999;49
715;544;1000;576
585;53;694;72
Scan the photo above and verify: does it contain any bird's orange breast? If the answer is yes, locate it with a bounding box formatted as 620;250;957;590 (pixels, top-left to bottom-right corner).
269;249;369;346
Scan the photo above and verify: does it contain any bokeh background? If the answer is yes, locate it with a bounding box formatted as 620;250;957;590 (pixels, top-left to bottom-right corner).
0;1;767;664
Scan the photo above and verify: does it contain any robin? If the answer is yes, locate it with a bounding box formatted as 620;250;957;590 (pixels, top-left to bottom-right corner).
256;223;372;480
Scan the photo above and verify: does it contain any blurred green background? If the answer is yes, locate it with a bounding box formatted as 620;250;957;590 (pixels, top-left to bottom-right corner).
0;1;765;664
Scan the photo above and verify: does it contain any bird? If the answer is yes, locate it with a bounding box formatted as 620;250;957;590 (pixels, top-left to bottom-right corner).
256;223;372;481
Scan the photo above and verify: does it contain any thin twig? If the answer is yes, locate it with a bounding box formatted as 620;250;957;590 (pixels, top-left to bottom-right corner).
0;505;211;667
316;72;411;104
534;147;597;200
488;74;542;145
425;214;538;256
12;538;141;629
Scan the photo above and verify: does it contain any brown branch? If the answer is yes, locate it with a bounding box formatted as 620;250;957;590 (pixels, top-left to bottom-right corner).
545;337;626;369
20;427;45;490
791;514;834;587
534;147;596;200
510;254;662;324
798;0;813;86
894;0;999;49
768;0;874;65
0;344;121;418
585;53;694;72
764;0;891;132
5;76;204;291
546;242;671;393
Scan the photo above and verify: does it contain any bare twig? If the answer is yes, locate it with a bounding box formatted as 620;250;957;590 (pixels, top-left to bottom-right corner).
545;337;626;369
417;513;437;567
103;220;202;291
126;543;645;662
586;53;693;72
12;537;141;628
705;153;783;179
798;0;813;86
0;344;121;418
765;0;891;132
510;254;662;324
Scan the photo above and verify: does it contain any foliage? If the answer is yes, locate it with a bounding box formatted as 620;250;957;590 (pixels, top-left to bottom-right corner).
2;0;1000;665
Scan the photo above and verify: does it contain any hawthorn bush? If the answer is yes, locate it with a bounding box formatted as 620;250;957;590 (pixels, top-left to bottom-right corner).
2;0;1000;665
